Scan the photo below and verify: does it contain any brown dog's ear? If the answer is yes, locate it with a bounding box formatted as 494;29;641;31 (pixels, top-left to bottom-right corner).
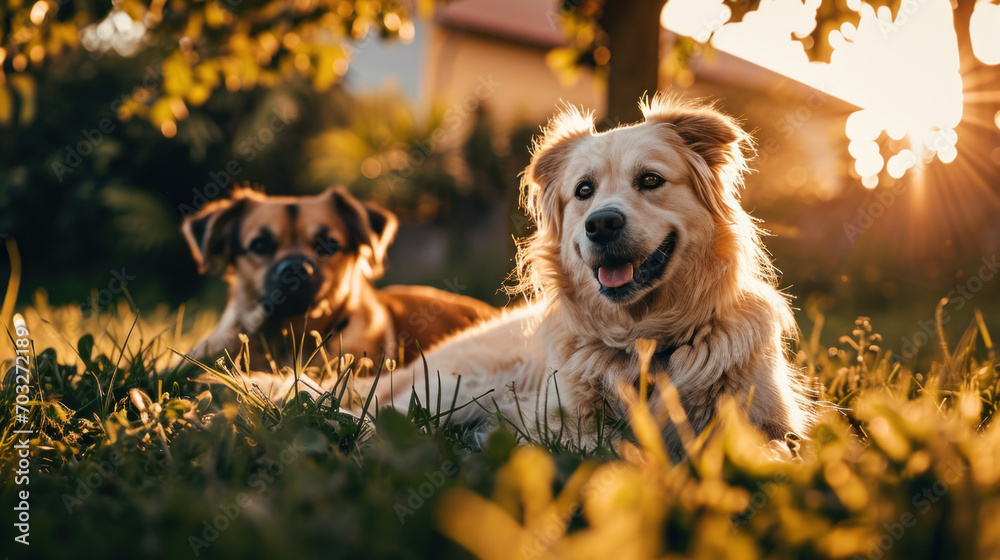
324;186;398;278
182;198;248;275
641;94;751;218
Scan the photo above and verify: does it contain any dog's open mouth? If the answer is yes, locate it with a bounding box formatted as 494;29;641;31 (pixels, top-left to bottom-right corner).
594;232;677;299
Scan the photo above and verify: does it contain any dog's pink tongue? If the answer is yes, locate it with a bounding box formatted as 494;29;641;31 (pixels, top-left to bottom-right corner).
598;263;633;288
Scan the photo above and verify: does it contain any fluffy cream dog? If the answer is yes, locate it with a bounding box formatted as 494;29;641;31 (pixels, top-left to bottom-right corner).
368;94;813;456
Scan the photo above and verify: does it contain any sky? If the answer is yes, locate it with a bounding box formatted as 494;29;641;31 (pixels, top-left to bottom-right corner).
662;0;973;185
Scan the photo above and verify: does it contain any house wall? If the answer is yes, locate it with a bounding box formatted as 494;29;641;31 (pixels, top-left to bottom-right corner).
420;22;606;139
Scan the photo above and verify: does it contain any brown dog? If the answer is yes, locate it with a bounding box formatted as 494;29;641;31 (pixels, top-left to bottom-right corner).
181;186;497;370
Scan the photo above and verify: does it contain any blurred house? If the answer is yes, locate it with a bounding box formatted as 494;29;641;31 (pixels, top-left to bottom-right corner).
347;0;860;304
349;0;857;201
350;0;605;137
667;35;858;204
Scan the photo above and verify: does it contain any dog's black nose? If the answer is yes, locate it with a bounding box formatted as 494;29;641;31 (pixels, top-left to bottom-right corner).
264;255;321;317
585;210;626;244
273;255;317;280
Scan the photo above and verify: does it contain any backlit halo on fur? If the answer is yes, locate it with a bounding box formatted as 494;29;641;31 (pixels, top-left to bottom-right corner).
375;93;815;458
510;93;793;339
507;92;811;449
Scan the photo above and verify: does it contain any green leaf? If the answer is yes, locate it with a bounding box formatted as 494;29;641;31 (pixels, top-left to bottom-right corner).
0;85;11;125
375;407;420;444
77;333;95;364
483;426;517;462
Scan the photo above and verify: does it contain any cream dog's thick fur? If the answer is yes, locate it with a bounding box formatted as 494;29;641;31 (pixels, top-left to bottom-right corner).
369;95;813;455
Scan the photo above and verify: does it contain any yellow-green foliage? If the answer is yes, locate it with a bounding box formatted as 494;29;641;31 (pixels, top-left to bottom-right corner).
1;302;998;559
437;313;1000;560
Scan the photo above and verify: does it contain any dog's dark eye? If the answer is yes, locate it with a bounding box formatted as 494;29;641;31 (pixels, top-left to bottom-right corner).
314;234;341;257
247;235;277;256
575;181;594;200
639;173;665;189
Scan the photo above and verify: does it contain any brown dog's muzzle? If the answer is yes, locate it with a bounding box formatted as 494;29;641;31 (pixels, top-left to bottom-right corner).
264;255;322;317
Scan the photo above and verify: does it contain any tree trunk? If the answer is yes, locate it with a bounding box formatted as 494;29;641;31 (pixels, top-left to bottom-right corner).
953;0;975;62
599;0;664;126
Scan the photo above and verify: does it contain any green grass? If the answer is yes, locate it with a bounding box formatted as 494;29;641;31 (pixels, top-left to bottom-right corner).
1;298;999;560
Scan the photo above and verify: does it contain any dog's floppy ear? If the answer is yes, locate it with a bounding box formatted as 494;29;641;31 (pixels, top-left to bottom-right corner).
324;186;398;278
182;197;248;275
641;94;750;218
